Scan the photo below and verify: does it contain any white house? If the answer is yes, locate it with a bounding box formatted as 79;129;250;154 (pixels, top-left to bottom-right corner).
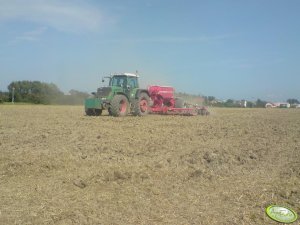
265;102;291;108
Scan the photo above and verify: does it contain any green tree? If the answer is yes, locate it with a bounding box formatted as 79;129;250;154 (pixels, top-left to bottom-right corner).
224;99;238;107
256;99;267;108
0;91;9;103
8;81;63;104
203;95;216;105
247;101;254;108
287;99;299;104
208;96;215;102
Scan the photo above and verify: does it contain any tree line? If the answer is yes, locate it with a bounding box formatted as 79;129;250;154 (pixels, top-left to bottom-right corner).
204;97;299;108
1;81;299;107
0;80;90;105
176;93;299;108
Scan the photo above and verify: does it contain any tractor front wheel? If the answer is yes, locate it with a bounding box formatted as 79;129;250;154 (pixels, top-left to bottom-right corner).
94;109;102;116
86;109;94;116
86;108;102;116
133;93;150;116
110;95;129;117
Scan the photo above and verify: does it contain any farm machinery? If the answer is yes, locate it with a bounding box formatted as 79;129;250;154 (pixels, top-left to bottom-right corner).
148;85;209;116
84;73;209;117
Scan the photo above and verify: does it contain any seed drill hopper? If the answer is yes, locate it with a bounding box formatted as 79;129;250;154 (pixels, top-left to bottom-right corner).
148;85;209;116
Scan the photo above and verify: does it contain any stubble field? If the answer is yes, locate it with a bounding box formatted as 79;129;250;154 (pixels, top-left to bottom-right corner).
0;105;299;225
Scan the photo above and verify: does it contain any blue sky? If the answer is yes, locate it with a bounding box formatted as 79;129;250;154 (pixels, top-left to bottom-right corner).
0;0;299;101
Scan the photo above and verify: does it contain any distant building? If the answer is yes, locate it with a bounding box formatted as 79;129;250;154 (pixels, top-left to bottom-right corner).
265;102;290;108
291;104;300;108
240;100;247;108
265;103;274;108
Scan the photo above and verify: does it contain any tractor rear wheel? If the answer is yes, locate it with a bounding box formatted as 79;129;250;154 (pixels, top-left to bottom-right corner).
175;98;184;108
133;93;150;116
110;95;129;117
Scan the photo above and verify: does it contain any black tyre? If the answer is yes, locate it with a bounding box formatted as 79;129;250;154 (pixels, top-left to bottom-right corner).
133;92;150;116
198;108;210;116
86;108;102;116
110;95;129;117
175;98;184;108
108;107;113;116
94;109;102;116
86;108;95;116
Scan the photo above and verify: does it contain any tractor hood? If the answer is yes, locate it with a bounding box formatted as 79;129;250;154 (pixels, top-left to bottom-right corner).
97;87;112;98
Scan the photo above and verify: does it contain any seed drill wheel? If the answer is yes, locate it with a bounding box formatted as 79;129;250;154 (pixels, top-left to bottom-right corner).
133;92;150;116
198;108;210;116
110;95;129;117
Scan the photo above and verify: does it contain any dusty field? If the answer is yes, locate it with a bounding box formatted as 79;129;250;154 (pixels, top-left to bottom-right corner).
0;105;299;225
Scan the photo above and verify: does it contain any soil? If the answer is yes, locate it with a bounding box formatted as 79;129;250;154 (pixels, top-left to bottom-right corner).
0;105;299;225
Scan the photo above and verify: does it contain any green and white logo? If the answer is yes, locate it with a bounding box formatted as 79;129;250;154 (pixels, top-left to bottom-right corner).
266;205;298;223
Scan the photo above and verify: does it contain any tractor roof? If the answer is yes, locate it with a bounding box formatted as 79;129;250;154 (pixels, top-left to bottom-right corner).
112;73;139;77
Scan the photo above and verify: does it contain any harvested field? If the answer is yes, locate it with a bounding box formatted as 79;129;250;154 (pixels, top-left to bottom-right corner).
0;105;299;225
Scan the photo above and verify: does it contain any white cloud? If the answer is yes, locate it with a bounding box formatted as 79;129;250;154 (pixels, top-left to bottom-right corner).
15;26;47;41
0;0;106;32
105;34;234;44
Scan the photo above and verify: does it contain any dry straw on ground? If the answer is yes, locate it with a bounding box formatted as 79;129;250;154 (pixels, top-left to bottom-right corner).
0;105;299;224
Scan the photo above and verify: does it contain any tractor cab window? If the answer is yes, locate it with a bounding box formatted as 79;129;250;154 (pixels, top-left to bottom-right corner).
110;76;127;87
127;77;138;89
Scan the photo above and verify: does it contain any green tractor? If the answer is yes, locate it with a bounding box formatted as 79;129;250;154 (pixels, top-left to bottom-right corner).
85;73;150;117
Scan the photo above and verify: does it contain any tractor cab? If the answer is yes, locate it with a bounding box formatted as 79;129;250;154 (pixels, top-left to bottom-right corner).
109;73;139;89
